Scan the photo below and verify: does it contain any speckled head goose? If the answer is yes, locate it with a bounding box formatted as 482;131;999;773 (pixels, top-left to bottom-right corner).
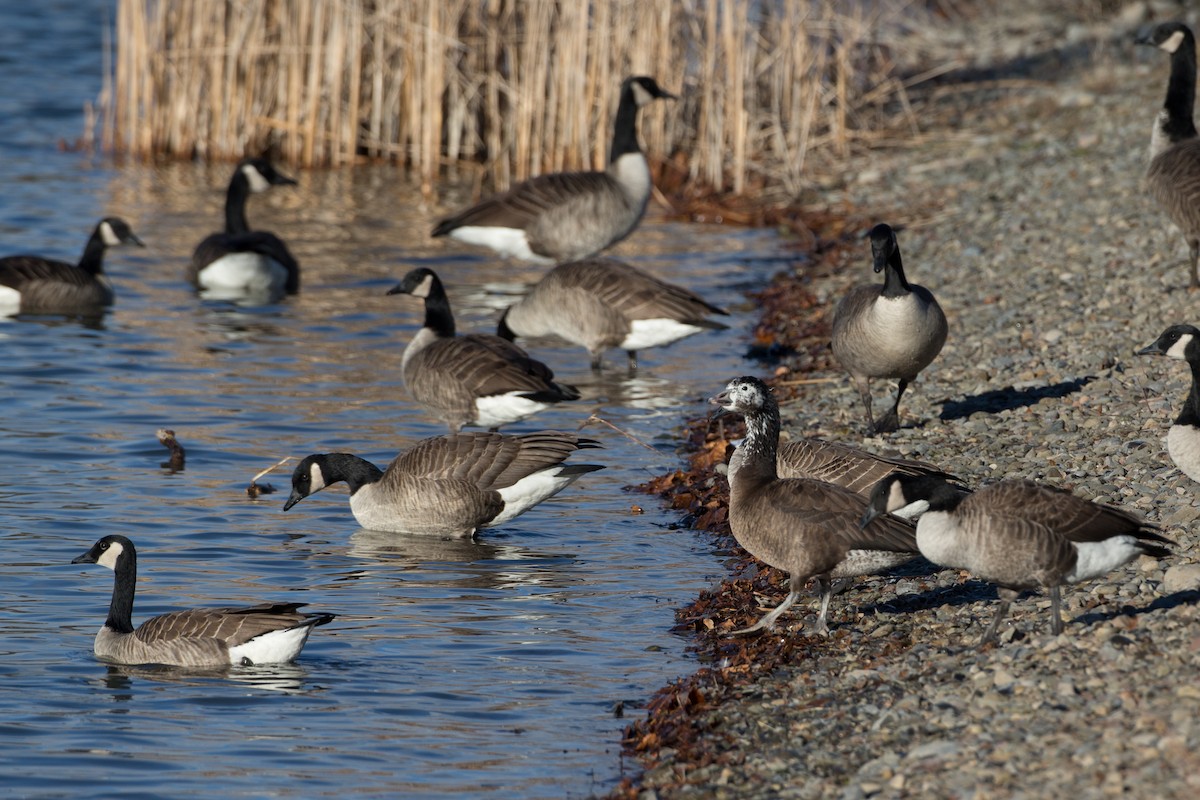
496;257;729;371
862;474;1171;645
1137;22;1200;289
431;76;677;264
1137;323;1200;482
831;223;947;434
0;217;143;316
72;535;334;667
189;157;300;299
710;376;920;634
387;268;581;432
283;431;604;537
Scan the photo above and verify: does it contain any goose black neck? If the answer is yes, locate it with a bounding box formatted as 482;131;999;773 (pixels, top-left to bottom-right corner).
1164;31;1199;143
1178;359;1200;427
106;550;137;635
609;85;645;163
325;453;385;495
77;228;111;276
422;276;457;338
224;173;253;235
738;396;781;481
880;250;912;298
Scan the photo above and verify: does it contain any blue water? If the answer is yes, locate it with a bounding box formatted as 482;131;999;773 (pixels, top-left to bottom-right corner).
0;4;787;797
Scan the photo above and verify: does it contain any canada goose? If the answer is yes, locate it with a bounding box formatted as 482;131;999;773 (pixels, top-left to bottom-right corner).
861;475;1171;645
388;267;581;432
1136;323;1200;482
189;157;300;299
831;223;947;434
283;430;604;536
496;257;729;371
72;535;334;667
1137;22;1200;289
710;376;920;634
431;76;677;264
0;217;143;316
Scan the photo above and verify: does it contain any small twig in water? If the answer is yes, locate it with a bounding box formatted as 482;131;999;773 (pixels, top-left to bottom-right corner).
247;456;292;499
156;429;185;473
579;414;659;452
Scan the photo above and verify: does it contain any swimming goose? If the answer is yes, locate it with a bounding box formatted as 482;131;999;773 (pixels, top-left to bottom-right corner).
0;217;143;316
1136;323;1200;482
710;376;920;634
388;267;581;432
496;257;729;371
72;535;334;667
861;475;1171;645
1137;22;1200;289
283;430;604;536
189;157;300;299
431;76;677;264
831;223;947;434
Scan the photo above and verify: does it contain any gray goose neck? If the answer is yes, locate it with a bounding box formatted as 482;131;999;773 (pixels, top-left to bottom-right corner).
223;172;253;235
106;549;137;635
324;453;385;495
739;397;781;481
1163;29;1199;145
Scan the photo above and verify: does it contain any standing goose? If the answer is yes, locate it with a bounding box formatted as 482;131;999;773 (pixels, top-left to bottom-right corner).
496;257;729;371
710;376;920;634
189;157;300;299
1137;22;1200;289
0;217;143;316
72;535;334;667
1136;323;1200;482
431;76;677;264
388;267;581;432
861;475;1171;645
283;431;604;537
831;223;947;434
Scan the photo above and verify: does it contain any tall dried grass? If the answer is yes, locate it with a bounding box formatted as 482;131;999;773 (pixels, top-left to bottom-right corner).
102;0;953;201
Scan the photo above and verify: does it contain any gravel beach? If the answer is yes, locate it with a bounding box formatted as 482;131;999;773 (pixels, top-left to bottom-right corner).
622;3;1200;798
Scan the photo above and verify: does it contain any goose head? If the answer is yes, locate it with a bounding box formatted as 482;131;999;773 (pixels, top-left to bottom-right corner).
1137;323;1200;361
386;267;441;300
238;157;297;193
625;76;677;107
72;534;134;571
710;375;770;417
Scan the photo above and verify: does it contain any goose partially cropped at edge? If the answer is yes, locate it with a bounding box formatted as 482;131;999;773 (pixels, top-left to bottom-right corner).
1137;22;1200;290
432;76;677;264
0;217;143;317
1137;323;1200;482
388;267;581;432
861;474;1171;646
283;431;604;537
831;223;947;434
710;375;920;634
188;157;300;300
72;535;334;667
496;257;729;371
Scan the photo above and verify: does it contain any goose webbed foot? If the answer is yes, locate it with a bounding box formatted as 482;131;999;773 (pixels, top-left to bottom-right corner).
730;589;801;636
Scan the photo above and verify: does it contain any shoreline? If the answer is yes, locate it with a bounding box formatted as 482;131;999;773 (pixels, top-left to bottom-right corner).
615;4;1200;798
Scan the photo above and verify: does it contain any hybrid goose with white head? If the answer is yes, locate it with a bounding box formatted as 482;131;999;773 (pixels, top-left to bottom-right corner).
189;157;300;300
862;474;1171;646
1137;323;1200;482
831;223;947;434
283;430;603;537
432;76;676;264
0;217;143;316
72;535;334;667
710;375;920;634
388;267;581;432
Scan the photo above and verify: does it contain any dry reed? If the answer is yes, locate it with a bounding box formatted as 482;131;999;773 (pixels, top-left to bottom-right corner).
101;0;959;201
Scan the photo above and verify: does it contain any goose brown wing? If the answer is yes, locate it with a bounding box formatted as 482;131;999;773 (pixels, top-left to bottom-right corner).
134;602;315;647
968;481;1159;543
434;171;614;233
388;431;599;489
0;256;90;288
192;231;298;271
414;335;577;399
752;478;918;552
778;438;959;496
951;506;1077;588
553;259;729;322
